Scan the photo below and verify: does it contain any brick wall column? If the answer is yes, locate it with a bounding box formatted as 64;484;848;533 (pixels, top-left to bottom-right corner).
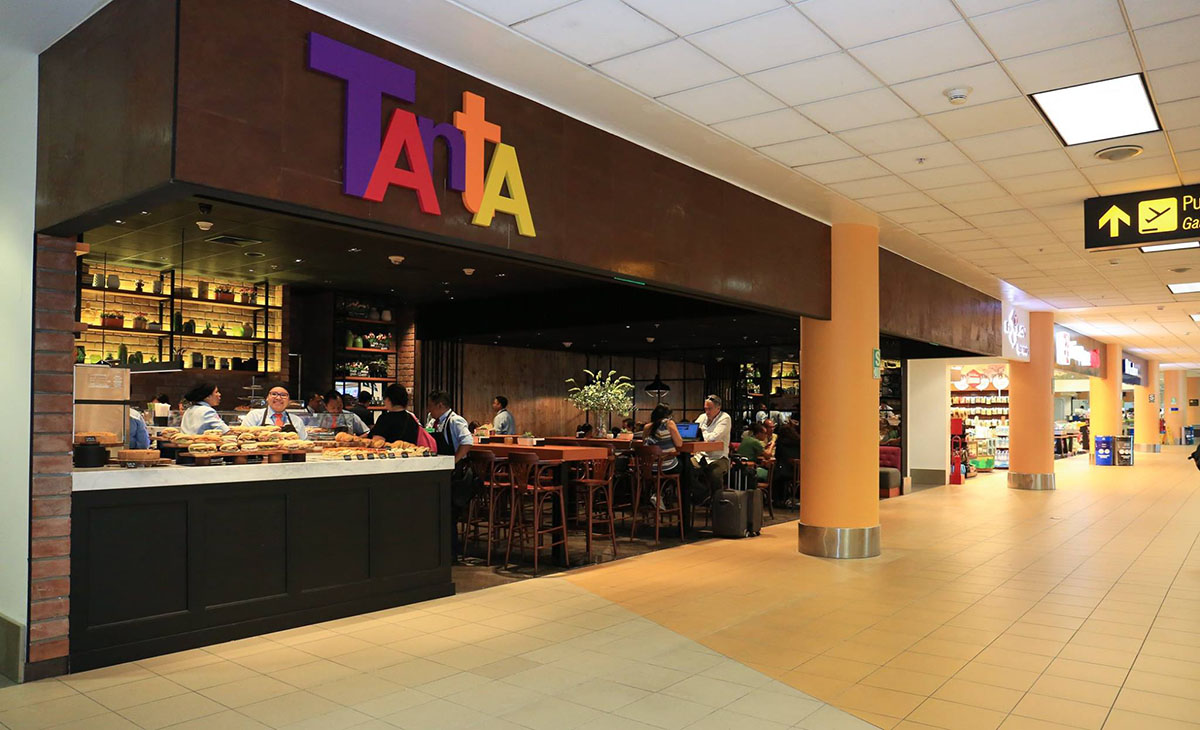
27;234;78;677
398;307;416;394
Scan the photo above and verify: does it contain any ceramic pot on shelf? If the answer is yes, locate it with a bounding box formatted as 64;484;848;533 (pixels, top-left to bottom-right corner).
196;282;209;299
106;274;121;290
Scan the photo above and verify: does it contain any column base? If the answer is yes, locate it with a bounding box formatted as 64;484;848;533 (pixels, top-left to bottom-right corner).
1134;444;1161;453
798;524;880;558
1008;472;1055;490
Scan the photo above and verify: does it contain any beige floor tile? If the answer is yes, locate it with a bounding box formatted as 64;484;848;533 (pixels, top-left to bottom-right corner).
238;690;342;728
907;697;1006;730
1124;668;1200;699
234;647;324;674
932;678;1023;713
834;683;925;717
796;655;879;683
372;657;462;688
84;676;189;710
1042;657;1128;686
199;675;296;708
0;681;78;712
1114;687;1200;724
1010;693;1110;729
860;667;947;696
996;716;1080;729
118;692;226;730
161;659;262;690
382;697;490;729
972;647;1053;673
276;706;372;730
1056;643;1137;669
39;712;141;730
60;664;157;694
953;662;1040;691
1102;709;1200;730
778;671;854;702
1027;674;1118;707
268;659;361;689
884;652;969;677
0;693;109;730
327;645;410;672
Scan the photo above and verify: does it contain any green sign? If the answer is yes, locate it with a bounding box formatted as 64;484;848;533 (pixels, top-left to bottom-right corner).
872;348;881;380
1084;184;1200;249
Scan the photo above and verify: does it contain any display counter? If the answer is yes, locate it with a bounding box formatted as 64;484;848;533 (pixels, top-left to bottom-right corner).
69;456;455;671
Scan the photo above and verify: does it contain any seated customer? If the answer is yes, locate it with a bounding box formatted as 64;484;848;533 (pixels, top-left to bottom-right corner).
369;384;422;445
737;422;770;482
576;423;594;438
642;404;682;474
310;390;370;435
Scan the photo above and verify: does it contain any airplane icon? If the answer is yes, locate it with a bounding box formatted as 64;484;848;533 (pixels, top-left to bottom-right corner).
1138;197;1177;234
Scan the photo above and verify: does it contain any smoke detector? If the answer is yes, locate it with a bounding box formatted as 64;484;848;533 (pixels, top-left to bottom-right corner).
944;87;972;105
1094;144;1144;161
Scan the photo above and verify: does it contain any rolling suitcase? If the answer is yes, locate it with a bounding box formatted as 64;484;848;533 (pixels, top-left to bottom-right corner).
713;489;748;538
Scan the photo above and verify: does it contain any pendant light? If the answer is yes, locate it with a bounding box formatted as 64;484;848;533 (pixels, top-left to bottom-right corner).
645;350;670;399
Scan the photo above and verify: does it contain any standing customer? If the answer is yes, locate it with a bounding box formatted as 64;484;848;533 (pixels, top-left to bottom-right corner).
695;394;732;488
369;384;421;444
350;390;375;427
491;395;516;435
180;383;229;434
427;390;474;462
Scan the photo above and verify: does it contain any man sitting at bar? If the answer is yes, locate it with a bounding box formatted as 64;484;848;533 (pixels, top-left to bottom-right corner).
310;390;370;435
737;422;770;483
241;383;308;437
491;395;516;435
427;390;474;462
695;394;732;488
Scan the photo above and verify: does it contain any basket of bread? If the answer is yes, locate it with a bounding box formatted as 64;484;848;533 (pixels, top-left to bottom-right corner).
316;433;431;460
161;425;315;464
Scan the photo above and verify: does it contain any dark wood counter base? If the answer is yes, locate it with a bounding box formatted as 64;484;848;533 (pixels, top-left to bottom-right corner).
70;468;453;672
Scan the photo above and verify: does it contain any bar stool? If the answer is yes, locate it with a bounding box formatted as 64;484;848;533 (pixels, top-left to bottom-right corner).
631;444;685;544
504;451;569;576
570;454;618;563
463;450;511;565
787;457;801;509
757;457;776;519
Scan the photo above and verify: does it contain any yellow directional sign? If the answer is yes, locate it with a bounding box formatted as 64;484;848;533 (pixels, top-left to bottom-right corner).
1098;204;1130;237
1137;197;1177;234
1085;184;1200;250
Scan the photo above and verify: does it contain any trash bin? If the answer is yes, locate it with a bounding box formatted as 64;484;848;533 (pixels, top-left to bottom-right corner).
1114;436;1134;466
1094;436;1114;466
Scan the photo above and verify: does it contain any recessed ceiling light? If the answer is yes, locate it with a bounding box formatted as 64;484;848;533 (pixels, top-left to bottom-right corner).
1030;74;1159;146
244;251;265;258
1094;144;1143;161
1140;241;1199;253
348;247;361;253
1168;282;1200;294
114;219;124;224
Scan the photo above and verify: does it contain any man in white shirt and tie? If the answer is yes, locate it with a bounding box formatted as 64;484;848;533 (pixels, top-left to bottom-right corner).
240;383;307;438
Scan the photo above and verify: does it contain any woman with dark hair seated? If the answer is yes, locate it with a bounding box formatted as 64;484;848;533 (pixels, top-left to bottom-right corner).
369;383;421;445
180;382;229;434
642;404;682;474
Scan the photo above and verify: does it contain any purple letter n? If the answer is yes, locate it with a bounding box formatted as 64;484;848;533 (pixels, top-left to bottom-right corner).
308;32;416;198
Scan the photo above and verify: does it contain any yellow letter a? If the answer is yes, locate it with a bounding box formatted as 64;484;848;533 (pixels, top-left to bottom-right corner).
471;143;535;237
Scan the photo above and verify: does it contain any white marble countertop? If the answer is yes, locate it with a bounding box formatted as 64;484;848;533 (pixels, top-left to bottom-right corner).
72;455;455;492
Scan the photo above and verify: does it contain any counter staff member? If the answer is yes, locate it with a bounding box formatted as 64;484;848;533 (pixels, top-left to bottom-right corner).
240;383;308;438
427;390;473;462
370;384;421;444
311;390;369;434
492;395;516;435
180;383;229;434
695;394;732;486
350;391;375;427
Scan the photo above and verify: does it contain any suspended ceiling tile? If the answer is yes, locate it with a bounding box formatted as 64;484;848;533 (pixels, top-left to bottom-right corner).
837;118;945;155
799;87;916;132
793;155;890;183
828;175;917;198
622;0;787;36
1170;125;1200;152
658;77;784;124
926;97;1044;139
956;0;1036;16
513;0;674;64
712;108;824;147
849;21;993;85
687;7;837;74
905;217;974;234
955;125;1062;162
857;190;938;211
796;0;961;48
1081;156;1179;185
1137;15;1200;69
924;228;993;243
1177;149;1200;169
885;205;957;224
1123;0;1200;29
1002;33;1140;95
594;39;735;97
1066;132;1172;168
761;134;858;165
1030;204;1079;221
978;149;1076;179
946;196;1023;216
871;142;971;174
902;162;991;188
1092;174;1183;196
971;0;1126;60
452;0;576;25
968;209;1039;227
747;52;880;106
891;62;1021;115
1017;186;1096;207
1001;169;1092;195
1147;61;1200;104
927;180;1011;203
1159;97;1200;131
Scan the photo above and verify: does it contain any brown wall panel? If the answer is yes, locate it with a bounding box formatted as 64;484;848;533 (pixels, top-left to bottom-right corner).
36;0;176;230
170;0;831;318
879;250;1001;355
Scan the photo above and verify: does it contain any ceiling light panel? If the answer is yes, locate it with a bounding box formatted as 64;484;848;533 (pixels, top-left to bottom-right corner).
658;77;783;124
513;0;673;64
687;7;836;74
1142;242;1200;253
1031;74;1160;145
747;53;880;106
711;109;824;147
799;87;915;131
849;22;992;85
593;40;734;97
1168;282;1200;294
970;0;1126;59
1002;34;1141;95
796;0;960;48
622;0;788;36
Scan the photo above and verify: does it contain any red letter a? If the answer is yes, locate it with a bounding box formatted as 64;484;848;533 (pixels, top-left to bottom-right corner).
363;109;440;215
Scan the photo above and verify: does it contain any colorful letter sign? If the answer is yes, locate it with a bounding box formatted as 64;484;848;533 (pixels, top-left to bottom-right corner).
308;32;535;237
1002;302;1030;362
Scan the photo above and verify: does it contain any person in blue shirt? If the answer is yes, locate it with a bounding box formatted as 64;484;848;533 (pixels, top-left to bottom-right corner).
491;395;516;435
180;382;229;434
128;408;150;449
426;390;474;462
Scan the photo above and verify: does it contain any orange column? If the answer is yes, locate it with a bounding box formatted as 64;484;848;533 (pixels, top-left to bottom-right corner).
799;223;879;558
1134;360;1159;453
1164;370;1186;444
1088;345;1122;442
1008;311;1055;490
1187;377;1200;426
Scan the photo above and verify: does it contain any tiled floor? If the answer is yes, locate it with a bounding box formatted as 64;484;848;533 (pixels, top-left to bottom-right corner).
3;448;1196;729
568;448;1200;729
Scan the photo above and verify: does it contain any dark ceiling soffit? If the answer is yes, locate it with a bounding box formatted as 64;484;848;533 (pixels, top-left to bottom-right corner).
59;181;826;322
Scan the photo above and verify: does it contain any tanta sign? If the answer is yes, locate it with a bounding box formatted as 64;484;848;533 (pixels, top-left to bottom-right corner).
1002;302;1030;362
308;32;536;237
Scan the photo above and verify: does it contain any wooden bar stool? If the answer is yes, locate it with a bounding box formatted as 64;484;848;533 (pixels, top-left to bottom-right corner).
631;444;685;545
504;451;569;575
463;450;511;565
756;457;776;519
570;454;618;563
787;457;801;509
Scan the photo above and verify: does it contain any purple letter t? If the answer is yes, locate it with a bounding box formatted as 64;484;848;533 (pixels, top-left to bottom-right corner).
308;32;417;198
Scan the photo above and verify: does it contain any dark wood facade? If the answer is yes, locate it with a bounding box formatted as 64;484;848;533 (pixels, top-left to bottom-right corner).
880;250;1001;356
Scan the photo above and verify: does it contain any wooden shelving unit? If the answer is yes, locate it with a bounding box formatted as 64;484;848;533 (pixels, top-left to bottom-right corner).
333;296;400;406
